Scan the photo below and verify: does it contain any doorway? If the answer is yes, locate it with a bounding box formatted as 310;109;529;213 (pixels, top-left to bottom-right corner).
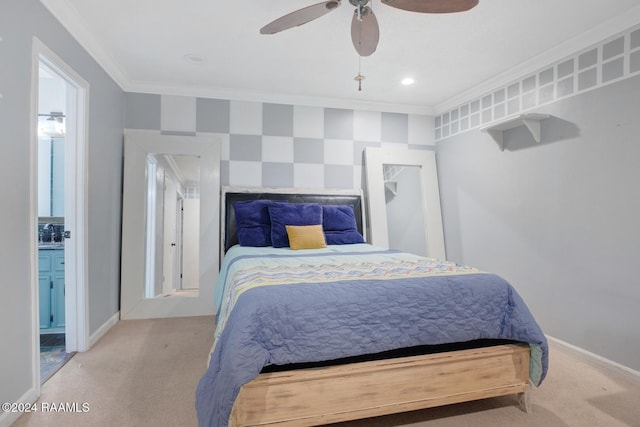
32;39;89;386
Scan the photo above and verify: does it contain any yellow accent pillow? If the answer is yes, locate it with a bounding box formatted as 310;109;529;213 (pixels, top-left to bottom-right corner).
285;224;327;250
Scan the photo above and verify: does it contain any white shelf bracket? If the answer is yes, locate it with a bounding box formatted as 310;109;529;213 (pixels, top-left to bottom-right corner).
487;129;504;151
481;113;549;151
521;118;542;143
384;180;398;196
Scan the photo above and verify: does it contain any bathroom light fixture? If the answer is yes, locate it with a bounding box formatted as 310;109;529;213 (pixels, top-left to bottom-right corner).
38;112;65;137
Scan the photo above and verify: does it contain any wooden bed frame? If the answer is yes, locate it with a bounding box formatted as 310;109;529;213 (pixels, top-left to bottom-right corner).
220;187;532;426
230;343;531;426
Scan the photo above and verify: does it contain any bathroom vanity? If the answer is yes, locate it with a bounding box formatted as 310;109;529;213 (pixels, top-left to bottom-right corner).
38;247;65;330
38;221;65;332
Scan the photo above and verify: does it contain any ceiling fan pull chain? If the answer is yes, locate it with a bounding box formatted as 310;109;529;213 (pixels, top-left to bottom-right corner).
354;55;365;91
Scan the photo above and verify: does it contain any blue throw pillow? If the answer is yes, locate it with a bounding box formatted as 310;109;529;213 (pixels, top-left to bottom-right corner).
322;205;365;245
234;200;279;247
268;203;323;248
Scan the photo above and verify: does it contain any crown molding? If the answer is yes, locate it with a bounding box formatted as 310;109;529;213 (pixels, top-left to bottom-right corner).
127;80;436;115
434;4;640;115
40;0;132;90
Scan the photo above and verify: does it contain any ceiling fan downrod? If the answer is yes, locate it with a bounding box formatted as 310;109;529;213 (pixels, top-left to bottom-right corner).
350;0;370;20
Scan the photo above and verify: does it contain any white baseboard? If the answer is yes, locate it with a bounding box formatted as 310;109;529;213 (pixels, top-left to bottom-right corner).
0;387;39;427
547;335;640;384
88;311;119;349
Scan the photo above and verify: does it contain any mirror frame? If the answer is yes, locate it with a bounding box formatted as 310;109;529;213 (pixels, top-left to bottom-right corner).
120;131;220;319
364;147;446;259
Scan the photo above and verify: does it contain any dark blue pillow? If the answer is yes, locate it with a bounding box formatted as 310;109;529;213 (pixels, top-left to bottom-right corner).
268;203;323;248
322;205;365;245
234;200;280;247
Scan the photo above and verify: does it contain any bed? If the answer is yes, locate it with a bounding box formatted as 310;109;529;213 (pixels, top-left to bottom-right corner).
196;187;548;427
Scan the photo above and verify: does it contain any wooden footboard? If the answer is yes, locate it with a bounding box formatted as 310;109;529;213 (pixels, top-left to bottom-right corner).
230;343;531;426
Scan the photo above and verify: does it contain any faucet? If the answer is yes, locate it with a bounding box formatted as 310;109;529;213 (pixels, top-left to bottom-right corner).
43;223;55;242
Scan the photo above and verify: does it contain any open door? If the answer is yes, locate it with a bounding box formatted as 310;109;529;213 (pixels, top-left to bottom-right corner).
32;38;89;390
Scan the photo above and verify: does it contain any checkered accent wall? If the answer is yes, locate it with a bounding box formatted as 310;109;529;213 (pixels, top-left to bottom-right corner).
125;96;435;190
436;24;640;141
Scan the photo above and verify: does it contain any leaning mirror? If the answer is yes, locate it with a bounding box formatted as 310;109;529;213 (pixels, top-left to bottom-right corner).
364;147;446;259
121;132;220;319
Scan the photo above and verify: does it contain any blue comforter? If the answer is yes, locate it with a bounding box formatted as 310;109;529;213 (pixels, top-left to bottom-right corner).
196;244;548;427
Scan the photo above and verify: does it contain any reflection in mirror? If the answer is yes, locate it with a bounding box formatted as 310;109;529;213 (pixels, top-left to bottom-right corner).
383;164;427;257
144;154;200;298
364;147;445;260
37;136;65;217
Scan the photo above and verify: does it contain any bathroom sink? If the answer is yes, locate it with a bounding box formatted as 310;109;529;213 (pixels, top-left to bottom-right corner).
38;243;65;250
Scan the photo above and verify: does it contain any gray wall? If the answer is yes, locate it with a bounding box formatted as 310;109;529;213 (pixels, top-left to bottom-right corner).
0;0;124;407
436;74;640;371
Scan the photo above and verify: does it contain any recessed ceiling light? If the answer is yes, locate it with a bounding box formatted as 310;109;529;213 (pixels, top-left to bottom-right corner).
401;77;415;86
184;54;207;65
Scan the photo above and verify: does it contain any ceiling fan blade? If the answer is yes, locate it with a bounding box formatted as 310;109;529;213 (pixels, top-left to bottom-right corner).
260;1;342;35
381;0;478;13
351;6;379;57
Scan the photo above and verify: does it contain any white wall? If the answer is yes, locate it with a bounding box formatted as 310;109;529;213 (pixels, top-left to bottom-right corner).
436;74;640;372
0;0;124;415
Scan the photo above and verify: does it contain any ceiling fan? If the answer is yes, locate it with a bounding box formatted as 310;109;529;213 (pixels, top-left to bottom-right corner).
260;0;479;57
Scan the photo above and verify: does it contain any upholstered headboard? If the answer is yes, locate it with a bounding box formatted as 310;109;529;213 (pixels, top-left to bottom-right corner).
221;187;366;255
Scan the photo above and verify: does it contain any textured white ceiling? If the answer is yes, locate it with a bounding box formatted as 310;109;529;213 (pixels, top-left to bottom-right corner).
42;0;640;114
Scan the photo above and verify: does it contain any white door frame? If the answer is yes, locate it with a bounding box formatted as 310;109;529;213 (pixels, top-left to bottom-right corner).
30;37;89;388
175;195;184;290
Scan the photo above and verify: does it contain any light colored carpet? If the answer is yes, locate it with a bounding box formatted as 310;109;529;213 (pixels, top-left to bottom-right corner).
15;316;215;427
14;316;640;427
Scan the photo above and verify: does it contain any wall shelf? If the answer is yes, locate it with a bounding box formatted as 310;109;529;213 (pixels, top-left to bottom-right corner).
384;180;398;196
481;113;549;151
